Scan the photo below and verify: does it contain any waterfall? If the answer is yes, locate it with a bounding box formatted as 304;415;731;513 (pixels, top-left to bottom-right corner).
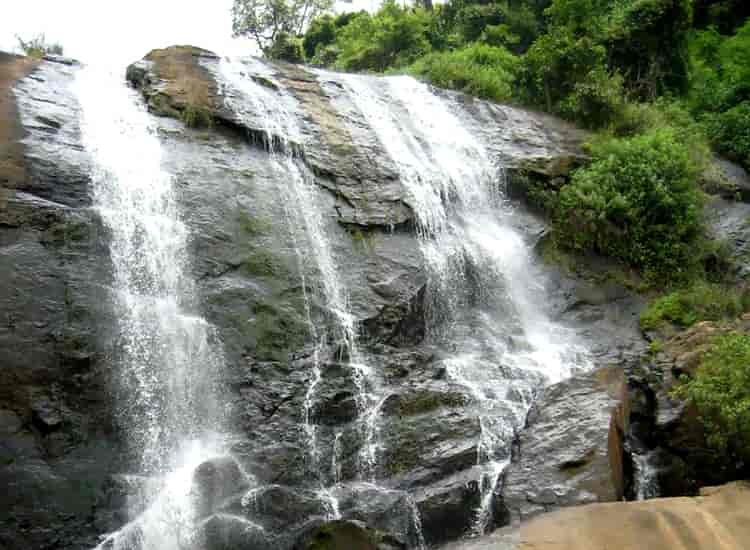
633;451;660;501
335;73;590;533
73;64;230;550
214;57;387;511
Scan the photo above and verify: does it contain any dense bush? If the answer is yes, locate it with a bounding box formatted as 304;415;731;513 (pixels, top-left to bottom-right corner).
302;12;363;62
607;0;693;98
675;332;750;460
640;282;749;330
266;31;305;63
407;43;518;102
554;129;703;283
689;20;750;169
703;102;750;169
334;1;433;71
518;31;625;127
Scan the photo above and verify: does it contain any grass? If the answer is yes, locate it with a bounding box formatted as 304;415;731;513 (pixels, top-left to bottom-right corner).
640;282;750;331
180;104;214;129
16;34;63;59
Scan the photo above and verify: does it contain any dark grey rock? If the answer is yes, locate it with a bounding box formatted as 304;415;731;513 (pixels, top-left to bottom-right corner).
502;366;625;522
192;456;251;518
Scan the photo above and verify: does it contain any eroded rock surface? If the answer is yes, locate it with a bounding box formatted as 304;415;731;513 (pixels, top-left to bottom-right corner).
0;53;123;550
518;482;750;550
1;46;654;550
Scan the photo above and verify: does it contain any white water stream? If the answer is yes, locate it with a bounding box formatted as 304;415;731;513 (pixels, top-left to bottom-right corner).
72;53;590;549
74;65;231;549
337;73;591;533
216;58;390;519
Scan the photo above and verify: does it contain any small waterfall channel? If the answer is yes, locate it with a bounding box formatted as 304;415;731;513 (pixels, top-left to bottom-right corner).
215;57;383;516
633;451;660;501
73;65;235;549
215;58;426;548
335;73;591;533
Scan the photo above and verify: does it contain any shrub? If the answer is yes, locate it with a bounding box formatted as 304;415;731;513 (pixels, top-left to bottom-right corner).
640;282;749;330
266;32;305;63
675;332;750;460
16;34;63;58
554;129;703;283
703;102;750;170
303;14;338;59
559;66;625;129
688;21;750;168
180;104;214;129
334;1;433;71
518;30;625;127
408;43;518;102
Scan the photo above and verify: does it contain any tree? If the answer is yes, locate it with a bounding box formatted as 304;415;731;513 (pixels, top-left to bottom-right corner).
334;1;433;71
232;0;333;54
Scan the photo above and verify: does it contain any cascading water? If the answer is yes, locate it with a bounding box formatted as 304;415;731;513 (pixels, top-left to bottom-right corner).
633;451;660;501
216;59;426;548
73;64;230;550
336;73;591;533
214;58;384;513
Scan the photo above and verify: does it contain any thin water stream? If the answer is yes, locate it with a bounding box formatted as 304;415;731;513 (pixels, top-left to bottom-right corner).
74;64;230;550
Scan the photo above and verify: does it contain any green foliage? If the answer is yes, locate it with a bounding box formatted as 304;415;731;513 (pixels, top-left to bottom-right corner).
16;34;63;58
232;0;333;54
267;31;305;62
302;12;361;61
180;104;214;129
694;0;750;34
640;282;749;330
334;1;433;71
554;129;703;283
302;13;338;59
675;332;750;459
648;338;664;354
408;43;518;102
519;30;624;127
703;102;750;169
607;0;693;98
688;20;750;169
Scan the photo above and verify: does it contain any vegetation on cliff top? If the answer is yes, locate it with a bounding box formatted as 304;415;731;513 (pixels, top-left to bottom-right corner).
231;0;750;458
232;0;750;288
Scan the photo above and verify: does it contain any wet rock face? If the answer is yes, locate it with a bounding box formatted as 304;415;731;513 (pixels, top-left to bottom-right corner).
2;45;643;550
0;54;123;549
126;46;587;231
293;519;407;550
502;366;625;522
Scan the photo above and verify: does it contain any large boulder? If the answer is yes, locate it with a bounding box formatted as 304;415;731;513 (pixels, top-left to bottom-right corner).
518;482;750;550
502;365;625;522
293;519;407;550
